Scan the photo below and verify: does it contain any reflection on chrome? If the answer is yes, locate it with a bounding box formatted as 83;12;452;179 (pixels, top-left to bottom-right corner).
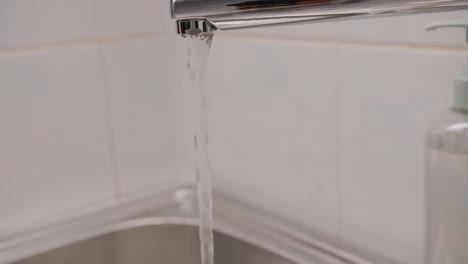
172;0;468;34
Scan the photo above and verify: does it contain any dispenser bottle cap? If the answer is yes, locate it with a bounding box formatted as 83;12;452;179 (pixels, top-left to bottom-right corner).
426;19;468;112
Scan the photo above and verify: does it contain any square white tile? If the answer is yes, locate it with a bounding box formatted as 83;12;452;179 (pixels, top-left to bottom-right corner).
339;45;466;264
206;37;339;235
0;46;115;231
103;38;181;193
97;0;163;37
0;0;96;48
338;10;468;47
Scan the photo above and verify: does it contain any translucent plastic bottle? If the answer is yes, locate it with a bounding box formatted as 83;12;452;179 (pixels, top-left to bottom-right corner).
426;109;468;264
425;20;468;264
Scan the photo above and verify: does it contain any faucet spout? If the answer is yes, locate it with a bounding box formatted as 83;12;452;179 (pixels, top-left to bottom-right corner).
172;0;468;34
176;19;216;36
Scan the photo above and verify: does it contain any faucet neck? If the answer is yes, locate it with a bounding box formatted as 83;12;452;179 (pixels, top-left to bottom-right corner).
172;0;468;32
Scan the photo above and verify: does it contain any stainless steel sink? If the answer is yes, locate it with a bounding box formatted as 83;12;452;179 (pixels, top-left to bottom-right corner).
0;181;400;264
13;224;293;264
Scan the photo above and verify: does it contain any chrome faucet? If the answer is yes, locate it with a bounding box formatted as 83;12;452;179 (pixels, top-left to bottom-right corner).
171;0;468;35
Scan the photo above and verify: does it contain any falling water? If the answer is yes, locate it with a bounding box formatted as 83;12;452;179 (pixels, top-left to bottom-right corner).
182;32;215;264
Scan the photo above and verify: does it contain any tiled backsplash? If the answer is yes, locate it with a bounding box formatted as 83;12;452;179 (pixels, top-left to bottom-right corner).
0;0;178;232
183;10;468;264
1;1;467;264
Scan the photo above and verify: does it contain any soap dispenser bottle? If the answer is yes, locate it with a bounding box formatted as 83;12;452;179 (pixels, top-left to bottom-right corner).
425;20;468;264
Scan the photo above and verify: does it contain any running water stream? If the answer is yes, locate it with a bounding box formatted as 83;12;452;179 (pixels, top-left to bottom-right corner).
182;32;215;264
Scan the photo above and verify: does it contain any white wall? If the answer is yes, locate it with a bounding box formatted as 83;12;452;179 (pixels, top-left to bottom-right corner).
0;0;180;231
1;1;468;264
200;10;468;264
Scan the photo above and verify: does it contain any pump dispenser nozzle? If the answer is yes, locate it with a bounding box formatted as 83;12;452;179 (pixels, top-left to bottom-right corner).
426;19;468;42
426;19;468;112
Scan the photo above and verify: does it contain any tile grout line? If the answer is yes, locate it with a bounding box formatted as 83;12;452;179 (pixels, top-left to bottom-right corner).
217;33;468;53
92;0;122;198
334;42;344;239
1;32;467;57
0;32;164;56
333;23;344;239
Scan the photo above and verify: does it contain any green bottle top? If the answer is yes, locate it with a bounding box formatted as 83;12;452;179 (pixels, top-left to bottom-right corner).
427;19;468;112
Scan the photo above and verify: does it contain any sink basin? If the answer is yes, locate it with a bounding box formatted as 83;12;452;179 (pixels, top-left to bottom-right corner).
0;182;399;264
13;224;293;264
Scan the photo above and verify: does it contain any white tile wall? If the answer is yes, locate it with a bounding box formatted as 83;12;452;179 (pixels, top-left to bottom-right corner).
206;37;339;234
0;0;97;49
198;10;468;264
0;46;114;230
0;0;172;233
227;22;339;40
337;11;468;47
1;2;468;264
96;0;163;37
102;38;181;193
